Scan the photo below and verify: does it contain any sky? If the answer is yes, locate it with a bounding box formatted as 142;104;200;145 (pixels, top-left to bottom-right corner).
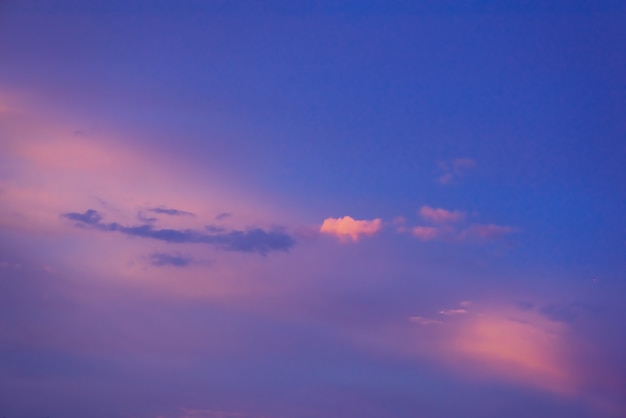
0;1;625;417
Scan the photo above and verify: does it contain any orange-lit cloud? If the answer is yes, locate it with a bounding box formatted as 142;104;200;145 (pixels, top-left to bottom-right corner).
320;216;382;242
419;206;465;223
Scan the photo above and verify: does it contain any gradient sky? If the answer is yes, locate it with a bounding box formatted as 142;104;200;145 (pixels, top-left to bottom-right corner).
1;1;625;417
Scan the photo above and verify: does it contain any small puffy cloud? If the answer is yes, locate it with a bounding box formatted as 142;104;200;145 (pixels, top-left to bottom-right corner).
320;216;382;242
412;226;439;241
437;157;477;185
419;206;464;224
409;316;442;325
465;224;514;240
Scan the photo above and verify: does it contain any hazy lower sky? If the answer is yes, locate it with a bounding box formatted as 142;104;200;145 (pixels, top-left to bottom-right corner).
1;1;625;417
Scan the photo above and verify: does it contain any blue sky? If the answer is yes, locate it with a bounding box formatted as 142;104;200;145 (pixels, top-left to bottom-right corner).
0;1;625;417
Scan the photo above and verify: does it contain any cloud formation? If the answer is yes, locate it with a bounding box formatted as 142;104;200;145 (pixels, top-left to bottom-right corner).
320;216;382;242
419;206;465;224
62;209;295;255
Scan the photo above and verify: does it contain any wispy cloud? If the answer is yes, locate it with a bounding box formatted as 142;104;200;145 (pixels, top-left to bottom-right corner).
409;316;442;325
149;252;194;267
437;158;476;185
439;308;467;316
62;209;295;255
411;226;439;241
63;209;103;225
149;207;195;217
215;212;231;221
419;206;465;224
320;216;382;242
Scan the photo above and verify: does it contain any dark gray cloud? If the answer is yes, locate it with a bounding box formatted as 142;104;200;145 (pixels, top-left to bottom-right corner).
62;209;295;255
149;207;195;217
149;253;193;267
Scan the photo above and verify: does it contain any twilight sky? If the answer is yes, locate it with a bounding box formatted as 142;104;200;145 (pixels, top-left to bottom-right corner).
1;1;625;417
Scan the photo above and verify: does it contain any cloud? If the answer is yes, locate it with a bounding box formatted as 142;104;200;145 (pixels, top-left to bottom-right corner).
215;212;231;221
63;209;103;225
392;216;407;233
464;224;514;240
409;316;442;325
149;207;195;217
149;252;194;267
62;209;295;255
320;216;382;242
439;308;467;316
453;311;574;394
437;158;477;185
411;226;439;241
419;206;464;224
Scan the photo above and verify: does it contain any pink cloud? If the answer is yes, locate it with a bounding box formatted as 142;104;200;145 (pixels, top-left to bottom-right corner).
452;311;575;394
411;226;439;241
399;303;578;396
419;206;465;224
320;216;382;242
